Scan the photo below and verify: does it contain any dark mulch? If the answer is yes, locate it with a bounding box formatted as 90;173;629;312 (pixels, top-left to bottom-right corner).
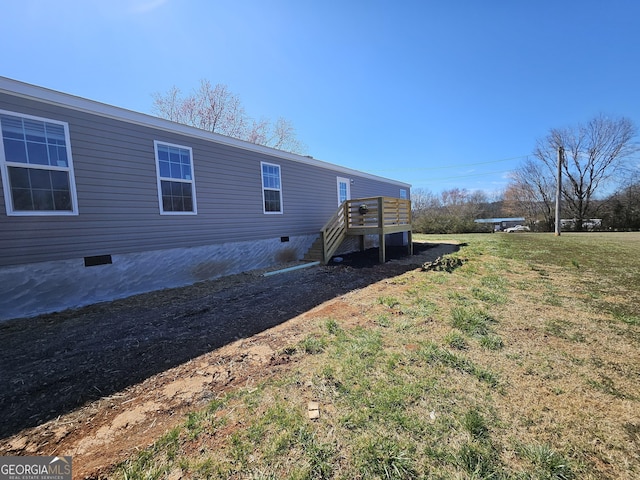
328;242;437;268
0;242;447;439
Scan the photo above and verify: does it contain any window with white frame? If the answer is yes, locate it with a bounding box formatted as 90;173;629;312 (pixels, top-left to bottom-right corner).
154;141;197;214
261;162;282;213
400;188;408;199
0;111;78;215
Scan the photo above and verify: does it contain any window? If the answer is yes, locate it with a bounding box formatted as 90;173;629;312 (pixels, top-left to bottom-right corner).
400;188;408;200
0;111;78;215
154;141;197;214
261;162;282;213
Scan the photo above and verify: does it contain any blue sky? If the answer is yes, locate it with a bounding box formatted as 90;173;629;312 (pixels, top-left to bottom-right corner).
3;0;639;196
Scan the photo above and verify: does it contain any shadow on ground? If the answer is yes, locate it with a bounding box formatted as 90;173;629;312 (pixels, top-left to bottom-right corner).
0;242;454;438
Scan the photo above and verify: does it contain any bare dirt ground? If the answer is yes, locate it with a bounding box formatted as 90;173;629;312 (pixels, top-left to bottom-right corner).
0;242;458;479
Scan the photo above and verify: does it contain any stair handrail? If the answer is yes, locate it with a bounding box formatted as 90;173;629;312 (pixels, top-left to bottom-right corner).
321;201;347;264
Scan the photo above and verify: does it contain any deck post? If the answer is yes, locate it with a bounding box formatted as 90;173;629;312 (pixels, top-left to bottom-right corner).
378;197;385;263
406;200;413;256
379;233;386;263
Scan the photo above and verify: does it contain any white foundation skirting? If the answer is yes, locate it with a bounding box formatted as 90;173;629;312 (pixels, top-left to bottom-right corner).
0;235;317;322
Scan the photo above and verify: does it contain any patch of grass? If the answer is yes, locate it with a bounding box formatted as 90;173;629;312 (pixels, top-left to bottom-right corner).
262;406;306;458
374;313;391;327
299;335;327;354
229;430;252;465
515;279;534;290
462;408;489;441
341;327;383;360
430;272;450;284
418;342;500;388
325;318;341;335
184;411;204;439
207;397;226;414
191;457;223;478
544;319;585;343
471;286;507;305
447;291;474;306
402;297;437;318
378;295;400;308
117;427;180;479
543;288;563;306
281;345;297;356
393;319;416;333
586;374;631;400
354;435;418;480
445;330;468;350
297;429;336;479
456;440;502;478
612;310;640;327
544;319;568;338
479;334;504;350
531;264;550;277
480;273;508;289
518;443;575;479
451;306;494;337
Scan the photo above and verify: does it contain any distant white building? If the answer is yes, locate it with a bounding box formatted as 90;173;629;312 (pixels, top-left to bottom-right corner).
560;219;602;231
474;217;525;232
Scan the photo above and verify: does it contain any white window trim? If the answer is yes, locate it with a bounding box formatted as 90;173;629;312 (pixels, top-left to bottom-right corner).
400;188;408;200
153;140;197;215
260;161;283;214
0;109;79;216
337;176;351;205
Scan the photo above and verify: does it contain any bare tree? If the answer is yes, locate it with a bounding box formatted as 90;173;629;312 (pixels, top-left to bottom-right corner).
270;117;305;153
152;79;306;154
151;85;184;124
504;157;557;231
412;187;492;233
533;114;638;230
244;117;305;154
411;188;439;213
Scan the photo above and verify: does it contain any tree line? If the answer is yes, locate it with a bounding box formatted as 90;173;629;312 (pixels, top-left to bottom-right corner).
412;182;640;234
413;115;640;234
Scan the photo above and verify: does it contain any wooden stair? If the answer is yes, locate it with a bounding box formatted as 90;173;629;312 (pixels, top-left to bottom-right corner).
302;236;324;262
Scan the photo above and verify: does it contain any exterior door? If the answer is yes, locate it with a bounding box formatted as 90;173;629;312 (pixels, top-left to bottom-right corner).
337;177;350;205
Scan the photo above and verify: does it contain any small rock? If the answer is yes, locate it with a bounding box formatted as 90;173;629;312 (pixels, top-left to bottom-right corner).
308;401;320;420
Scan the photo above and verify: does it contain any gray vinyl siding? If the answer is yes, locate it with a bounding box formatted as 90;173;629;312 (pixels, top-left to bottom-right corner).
0;90;409;267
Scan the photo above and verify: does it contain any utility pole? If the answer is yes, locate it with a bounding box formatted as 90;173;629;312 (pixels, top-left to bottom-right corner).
555;146;563;236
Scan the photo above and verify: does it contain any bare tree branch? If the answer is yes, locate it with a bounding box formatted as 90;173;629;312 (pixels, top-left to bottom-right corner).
152;80;306;154
504;158;556;230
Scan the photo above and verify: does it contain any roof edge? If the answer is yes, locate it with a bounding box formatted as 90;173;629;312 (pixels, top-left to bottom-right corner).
0;76;411;189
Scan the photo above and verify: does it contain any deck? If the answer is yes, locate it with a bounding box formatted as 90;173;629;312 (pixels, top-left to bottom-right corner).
320;196;412;264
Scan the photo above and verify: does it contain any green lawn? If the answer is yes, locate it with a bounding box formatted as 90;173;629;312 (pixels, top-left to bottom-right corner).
115;232;640;480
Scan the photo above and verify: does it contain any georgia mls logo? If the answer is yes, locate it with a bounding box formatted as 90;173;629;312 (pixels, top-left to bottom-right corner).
0;456;72;480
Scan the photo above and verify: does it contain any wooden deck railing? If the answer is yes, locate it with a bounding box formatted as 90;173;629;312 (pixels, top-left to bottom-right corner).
321;201;348;264
345;197;411;233
320;197;412;264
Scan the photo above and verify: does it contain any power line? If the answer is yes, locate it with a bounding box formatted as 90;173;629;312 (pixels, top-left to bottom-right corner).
367;154;529;173
411;169;514;183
